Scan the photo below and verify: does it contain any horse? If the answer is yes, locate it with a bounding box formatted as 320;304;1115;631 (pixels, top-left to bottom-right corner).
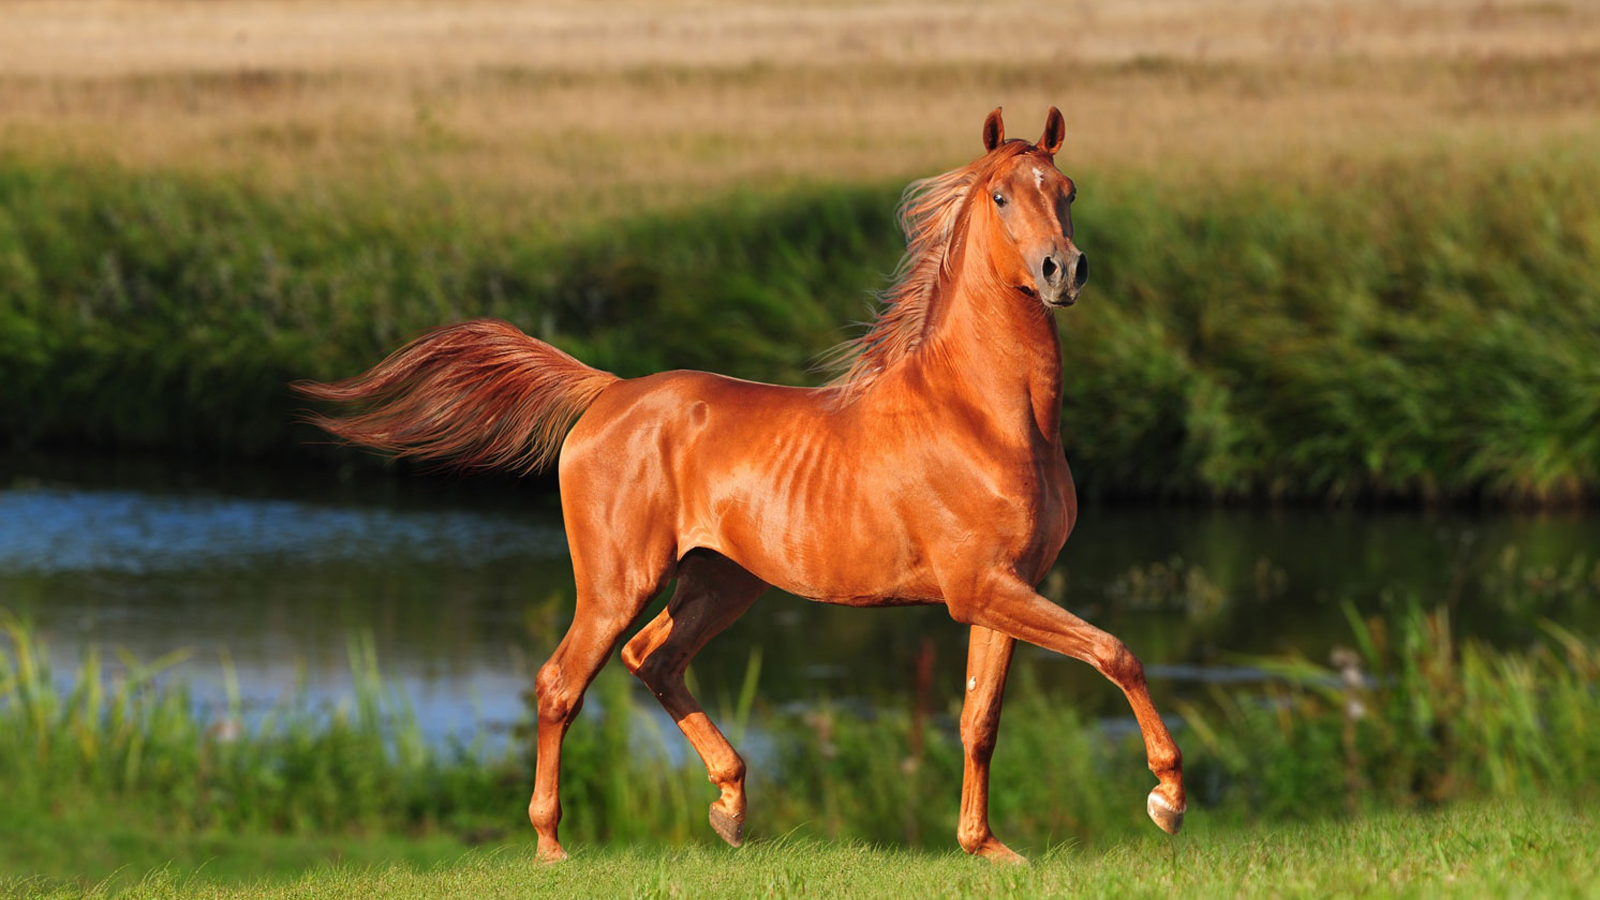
295;107;1186;864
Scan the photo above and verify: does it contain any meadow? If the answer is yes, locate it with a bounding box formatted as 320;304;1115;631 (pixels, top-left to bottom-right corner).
5;0;1598;208
11;801;1600;900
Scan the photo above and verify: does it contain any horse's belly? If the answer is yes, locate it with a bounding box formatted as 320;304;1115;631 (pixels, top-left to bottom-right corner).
684;497;937;605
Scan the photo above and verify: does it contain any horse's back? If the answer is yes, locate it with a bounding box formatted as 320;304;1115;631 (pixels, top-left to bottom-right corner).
560;369;825;460
556;368;836;526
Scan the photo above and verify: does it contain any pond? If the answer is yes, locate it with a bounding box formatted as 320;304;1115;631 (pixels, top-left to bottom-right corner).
2;453;1596;750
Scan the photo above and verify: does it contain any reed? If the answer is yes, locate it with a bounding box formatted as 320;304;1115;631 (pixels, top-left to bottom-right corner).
0;615;521;836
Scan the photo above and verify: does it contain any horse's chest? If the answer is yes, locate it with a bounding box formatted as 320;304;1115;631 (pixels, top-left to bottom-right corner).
974;449;1074;574
1014;458;1070;527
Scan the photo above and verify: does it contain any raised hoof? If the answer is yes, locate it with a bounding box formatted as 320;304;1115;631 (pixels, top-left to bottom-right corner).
709;804;745;847
1147;788;1186;835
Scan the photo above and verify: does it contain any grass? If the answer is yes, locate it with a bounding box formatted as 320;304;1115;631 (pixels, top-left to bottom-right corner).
0;618;524;841
0;809;473;894
4;563;1600;887
8;799;1600;899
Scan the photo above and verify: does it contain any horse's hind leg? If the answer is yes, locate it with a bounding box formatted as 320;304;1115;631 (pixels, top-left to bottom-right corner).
957;625;1027;864
529;548;673;863
620;551;767;847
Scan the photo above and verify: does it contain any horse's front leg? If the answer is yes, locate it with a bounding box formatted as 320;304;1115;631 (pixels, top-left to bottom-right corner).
957;625;1027;863
952;575;1186;835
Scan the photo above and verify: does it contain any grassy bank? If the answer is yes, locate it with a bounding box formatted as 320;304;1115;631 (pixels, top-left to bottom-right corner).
4;586;1600;887
3;140;1599;501
5;0;1600;502
11;799;1600;900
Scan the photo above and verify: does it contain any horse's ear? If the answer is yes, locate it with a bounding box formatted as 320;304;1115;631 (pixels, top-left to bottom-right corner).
982;107;1005;152
1039;107;1065;156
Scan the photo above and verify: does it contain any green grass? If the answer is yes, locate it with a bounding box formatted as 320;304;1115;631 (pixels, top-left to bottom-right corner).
9;799;1599;899
0;619;525;841
3;136;1599;501
0;805;475;893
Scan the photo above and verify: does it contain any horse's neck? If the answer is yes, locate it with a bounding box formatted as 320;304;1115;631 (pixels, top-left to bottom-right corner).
913;231;1064;445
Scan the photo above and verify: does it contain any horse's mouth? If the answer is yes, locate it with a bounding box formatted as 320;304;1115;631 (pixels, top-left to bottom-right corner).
1041;288;1078;309
1023;283;1078;309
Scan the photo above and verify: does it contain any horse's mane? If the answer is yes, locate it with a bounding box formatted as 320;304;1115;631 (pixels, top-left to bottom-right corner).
824;141;1031;398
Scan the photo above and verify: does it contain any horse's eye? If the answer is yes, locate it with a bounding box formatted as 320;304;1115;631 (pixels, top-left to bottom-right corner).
992;192;1006;207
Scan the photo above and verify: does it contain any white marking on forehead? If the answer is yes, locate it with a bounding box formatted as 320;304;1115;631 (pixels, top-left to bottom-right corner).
1034;167;1047;189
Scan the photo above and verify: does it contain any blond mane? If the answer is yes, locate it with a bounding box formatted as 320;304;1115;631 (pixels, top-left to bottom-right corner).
824;142;1031;398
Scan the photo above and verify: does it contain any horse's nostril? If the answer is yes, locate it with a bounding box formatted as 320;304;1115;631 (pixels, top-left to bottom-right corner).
1042;257;1059;283
1074;254;1089;287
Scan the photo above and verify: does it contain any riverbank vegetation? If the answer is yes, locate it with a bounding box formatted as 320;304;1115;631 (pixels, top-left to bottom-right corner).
4;140;1598;502
4;570;1599;888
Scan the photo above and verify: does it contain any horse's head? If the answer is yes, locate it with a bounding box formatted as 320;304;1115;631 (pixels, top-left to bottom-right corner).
975;107;1087;308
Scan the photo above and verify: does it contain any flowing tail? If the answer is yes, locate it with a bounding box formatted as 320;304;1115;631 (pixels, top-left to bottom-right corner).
293;319;619;473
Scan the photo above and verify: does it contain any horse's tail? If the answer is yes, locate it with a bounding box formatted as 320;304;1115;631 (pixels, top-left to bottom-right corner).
293;318;619;474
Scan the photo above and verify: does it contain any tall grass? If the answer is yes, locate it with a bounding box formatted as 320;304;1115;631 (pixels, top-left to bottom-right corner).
0;616;521;835
3;140;1598;501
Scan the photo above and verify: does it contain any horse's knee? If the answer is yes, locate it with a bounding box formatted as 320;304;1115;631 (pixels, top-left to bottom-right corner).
1097;638;1144;686
528;791;560;830
535;662;582;723
962;723;999;764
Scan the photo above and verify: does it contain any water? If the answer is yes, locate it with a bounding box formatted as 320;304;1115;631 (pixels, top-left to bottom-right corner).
2;454;1596;749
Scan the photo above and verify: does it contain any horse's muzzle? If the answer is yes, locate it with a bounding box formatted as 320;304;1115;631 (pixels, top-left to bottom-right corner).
1038;250;1087;308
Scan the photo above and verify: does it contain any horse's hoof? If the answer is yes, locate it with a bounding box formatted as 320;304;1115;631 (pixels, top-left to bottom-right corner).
973;838;1029;866
537;843;570;864
709;804;744;847
1147;788;1186;835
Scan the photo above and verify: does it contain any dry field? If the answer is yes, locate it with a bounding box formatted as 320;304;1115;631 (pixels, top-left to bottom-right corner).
3;0;1598;222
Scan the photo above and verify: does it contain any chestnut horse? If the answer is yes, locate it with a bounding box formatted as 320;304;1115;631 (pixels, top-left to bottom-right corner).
297;107;1185;863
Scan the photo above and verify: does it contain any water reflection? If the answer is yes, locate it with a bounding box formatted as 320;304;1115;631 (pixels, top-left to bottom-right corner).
2;456;1596;748
0;486;566;574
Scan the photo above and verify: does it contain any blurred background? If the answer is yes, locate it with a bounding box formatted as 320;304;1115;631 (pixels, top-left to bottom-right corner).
2;0;1598;889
